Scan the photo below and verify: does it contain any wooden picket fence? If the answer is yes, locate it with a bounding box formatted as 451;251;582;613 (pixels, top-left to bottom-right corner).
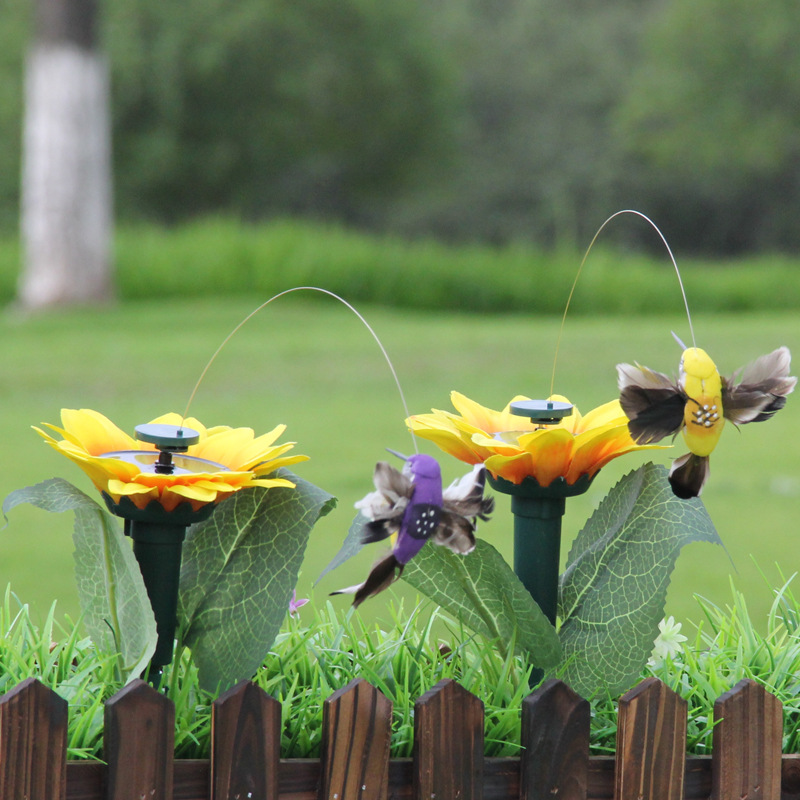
2;675;800;800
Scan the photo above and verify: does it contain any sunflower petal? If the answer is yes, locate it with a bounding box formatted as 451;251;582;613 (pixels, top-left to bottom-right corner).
484;452;538;484
37;409;306;514
518;428;575;486
59;409;138;454
411;392;657;487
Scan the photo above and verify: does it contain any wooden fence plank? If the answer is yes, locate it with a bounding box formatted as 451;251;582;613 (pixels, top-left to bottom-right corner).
104;678;174;800
53;753;800;800
319;678;392;800
783;755;800;800
0;675;796;800
520;678;589;800
0;677;67;800
712;679;783;800
414;679;484;800
614;677;686;800
211;680;281;800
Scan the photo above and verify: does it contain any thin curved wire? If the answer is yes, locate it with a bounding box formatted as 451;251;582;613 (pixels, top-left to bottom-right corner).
181;286;418;453
550;209;695;394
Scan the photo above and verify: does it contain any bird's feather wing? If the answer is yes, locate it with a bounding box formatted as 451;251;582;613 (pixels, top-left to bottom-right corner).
442;464;494;520
722;347;797;424
433;511;477;554
355;460;413;543
617;362;685;443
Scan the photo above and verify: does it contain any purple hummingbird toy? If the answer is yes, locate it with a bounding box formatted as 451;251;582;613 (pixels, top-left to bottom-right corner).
334;450;494;606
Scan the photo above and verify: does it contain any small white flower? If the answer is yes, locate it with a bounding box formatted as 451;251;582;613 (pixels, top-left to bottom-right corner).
648;615;687;667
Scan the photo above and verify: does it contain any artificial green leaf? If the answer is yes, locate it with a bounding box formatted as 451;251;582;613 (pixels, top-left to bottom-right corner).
558;462;723;697
178;469;336;691
2;478;157;681
315;511;369;585
402;538;562;668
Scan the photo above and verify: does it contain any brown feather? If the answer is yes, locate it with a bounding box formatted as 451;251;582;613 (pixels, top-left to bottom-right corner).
722;347;797;424
617;363;685;443
344;553;403;607
443;493;494;521
433;511;477;554
372;461;413;501
668;452;709;499
355;461;411;543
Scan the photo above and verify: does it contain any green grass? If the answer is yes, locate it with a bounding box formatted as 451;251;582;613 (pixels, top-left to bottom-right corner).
0;297;797;636
114;219;800;314
0;587;117;759
5;578;800;760
2;217;800;314
612;572;800;755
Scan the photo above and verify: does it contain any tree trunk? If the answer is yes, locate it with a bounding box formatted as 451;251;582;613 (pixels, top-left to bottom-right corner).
18;0;114;310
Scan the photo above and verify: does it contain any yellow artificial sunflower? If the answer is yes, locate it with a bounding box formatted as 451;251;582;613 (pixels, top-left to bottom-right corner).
36;409;308;512
408;392;661;487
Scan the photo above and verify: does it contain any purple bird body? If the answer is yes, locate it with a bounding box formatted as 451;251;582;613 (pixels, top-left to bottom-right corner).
333;451;494;606
394;454;443;564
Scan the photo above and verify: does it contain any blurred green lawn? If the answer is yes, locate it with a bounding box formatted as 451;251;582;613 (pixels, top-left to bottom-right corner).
1;298;798;633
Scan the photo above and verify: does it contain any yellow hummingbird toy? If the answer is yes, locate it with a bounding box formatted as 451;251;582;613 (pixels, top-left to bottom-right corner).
617;337;796;498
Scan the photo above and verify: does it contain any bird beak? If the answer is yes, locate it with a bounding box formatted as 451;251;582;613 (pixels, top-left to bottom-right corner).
386;448;409;461
671;331;688;350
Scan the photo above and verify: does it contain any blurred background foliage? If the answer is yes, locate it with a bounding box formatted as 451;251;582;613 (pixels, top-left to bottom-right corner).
1;0;798;639
2;0;800;253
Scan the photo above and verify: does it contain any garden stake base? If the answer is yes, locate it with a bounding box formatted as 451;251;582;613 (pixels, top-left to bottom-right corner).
489;400;595;684
487;473;594;625
104;492;217;687
100;423;222;687
128;519;187;686
488;472;594;686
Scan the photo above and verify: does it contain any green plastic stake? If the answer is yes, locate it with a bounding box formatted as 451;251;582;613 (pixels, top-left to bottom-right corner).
128;518;188;684
489;400;595;682
488;472;594;626
102;423;219;686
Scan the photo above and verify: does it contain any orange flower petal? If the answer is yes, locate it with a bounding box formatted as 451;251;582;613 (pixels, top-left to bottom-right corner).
574;399;627;433
518;428;575;487
484;452;537;484
411;425;485;464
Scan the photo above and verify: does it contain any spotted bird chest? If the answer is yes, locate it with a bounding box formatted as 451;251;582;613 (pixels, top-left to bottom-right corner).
681;372;724;457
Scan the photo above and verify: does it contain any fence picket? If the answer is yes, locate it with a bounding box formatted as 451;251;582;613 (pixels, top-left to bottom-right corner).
104;678;175;800
0;677;67;800
0;675;795;799
211;680;281;800
712;678;783;800
520;678;589;800
319;678;392;800
614;677;686;800
414;679;484;800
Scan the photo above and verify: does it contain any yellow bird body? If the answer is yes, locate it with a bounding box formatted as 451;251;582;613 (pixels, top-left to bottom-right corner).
679;348;724;458
617;344;796;498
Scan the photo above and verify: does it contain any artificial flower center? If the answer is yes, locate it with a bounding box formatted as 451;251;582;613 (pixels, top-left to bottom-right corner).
101;450;230;475
492;430;531;445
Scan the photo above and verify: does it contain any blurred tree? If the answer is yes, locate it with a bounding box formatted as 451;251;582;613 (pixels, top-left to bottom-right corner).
18;0;114;309
616;0;800;252
107;0;456;225
391;0;658;248
0;2;28;232
3;0;799;255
